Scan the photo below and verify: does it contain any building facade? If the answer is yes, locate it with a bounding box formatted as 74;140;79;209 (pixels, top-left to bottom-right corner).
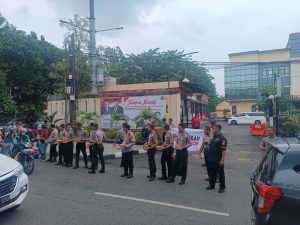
225;32;300;114
47;81;208;128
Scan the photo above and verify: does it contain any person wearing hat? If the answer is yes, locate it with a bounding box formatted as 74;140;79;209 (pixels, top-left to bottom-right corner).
55;124;66;166
158;124;174;180
114;122;127;167
88;124;105;174
73;122;89;169
167;123;192;185
144;124;158;181
120;124;136;178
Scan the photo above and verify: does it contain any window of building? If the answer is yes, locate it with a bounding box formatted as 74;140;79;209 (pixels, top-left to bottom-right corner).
232;105;237;115
251;104;257;112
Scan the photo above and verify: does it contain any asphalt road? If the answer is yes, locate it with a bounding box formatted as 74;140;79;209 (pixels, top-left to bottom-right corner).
0;123;264;225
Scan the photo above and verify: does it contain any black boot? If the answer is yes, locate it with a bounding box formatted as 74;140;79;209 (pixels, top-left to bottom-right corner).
121;172;128;177
158;175;167;180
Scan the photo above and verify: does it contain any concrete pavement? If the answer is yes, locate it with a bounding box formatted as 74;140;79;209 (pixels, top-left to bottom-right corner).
0;123;264;225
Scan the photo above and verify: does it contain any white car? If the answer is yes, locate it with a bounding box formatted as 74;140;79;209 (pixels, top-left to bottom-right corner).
0;154;29;213
228;112;267;125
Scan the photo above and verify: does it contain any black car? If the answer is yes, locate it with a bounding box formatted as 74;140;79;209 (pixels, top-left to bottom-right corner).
250;138;300;225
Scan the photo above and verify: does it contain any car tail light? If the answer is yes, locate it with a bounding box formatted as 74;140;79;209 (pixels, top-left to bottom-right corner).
255;181;282;214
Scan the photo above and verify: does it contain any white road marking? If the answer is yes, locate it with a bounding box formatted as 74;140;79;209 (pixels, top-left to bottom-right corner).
94;192;230;217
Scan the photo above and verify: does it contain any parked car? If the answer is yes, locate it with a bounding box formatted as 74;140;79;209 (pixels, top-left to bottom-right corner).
250;138;300;225
228;112;266;125
0;154;29;213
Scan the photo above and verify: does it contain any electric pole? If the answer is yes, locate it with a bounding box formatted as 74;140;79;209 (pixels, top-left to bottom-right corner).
89;0;97;94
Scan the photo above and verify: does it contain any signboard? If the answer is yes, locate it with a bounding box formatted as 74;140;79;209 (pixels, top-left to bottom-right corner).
100;96;166;128
171;128;204;152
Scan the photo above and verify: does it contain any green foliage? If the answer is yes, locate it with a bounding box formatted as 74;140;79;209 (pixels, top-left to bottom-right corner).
60;14;91;95
135;109;152;127
110;112;127;128
134;132;145;143
104;48;215;94
206;94;223;114
257;87;293;114
43;111;63;126
283;116;300;137
0;14;63;119
0;71;16;114
80;111;99;126
104;130;118;140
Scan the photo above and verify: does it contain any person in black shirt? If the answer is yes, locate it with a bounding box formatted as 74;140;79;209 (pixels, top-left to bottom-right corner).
206;124;227;193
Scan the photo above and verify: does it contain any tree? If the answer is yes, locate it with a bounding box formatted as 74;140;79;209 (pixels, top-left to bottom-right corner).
0;14;63;119
60;14;91;95
0;71;16;114
257;87;294;114
206;94;224;114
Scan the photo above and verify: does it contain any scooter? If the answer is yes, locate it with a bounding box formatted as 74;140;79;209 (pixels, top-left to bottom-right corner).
10;142;35;175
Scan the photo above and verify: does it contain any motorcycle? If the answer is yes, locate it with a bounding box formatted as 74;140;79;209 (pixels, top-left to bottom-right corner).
9;142;35;175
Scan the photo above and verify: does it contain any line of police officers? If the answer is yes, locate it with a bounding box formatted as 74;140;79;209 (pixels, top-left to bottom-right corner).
46;121;227;191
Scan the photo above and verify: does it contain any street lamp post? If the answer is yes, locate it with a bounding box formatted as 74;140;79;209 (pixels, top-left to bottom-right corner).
60;0;123;94
268;95;274;127
275;71;282;136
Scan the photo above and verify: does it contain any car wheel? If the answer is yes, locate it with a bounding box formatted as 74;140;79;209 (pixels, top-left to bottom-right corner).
231;120;237;125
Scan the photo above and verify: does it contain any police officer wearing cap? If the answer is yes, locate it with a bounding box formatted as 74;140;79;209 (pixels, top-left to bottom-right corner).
73;122;88;169
158;124;174;180
114;123;126;167
88;124;105;174
206;124;227;193
120;124;136;178
167;123;192;185
145;124;158;181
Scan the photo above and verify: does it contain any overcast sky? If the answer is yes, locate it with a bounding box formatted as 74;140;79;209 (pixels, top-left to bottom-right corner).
1;0;300;95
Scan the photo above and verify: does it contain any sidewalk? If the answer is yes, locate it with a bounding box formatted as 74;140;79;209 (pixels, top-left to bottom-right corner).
46;143;146;160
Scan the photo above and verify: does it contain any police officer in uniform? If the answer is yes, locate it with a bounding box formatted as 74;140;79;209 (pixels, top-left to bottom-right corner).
64;123;74;168
55;124;65;166
120;124;136;178
158;124;174;180
206;124;227;193
114;123;126;167
145;124;158;181
88;124;105;174
167;123;192;185
88;122;95;169
73;122;88;169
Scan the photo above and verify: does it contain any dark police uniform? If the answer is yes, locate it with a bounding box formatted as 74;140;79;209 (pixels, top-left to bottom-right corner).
55;129;65;165
171;131;191;182
121;131;136;177
160;131;174;179
206;133;227;189
90;129;105;173
74;128;88;168
64;130;74;167
147;131;158;179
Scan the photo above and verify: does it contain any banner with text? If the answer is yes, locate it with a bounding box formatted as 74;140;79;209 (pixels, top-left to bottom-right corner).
171;128;204;152
100;96;166;128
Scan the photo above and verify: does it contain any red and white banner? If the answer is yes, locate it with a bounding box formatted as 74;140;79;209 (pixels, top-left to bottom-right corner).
171;128;204;152
100;96;166;128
